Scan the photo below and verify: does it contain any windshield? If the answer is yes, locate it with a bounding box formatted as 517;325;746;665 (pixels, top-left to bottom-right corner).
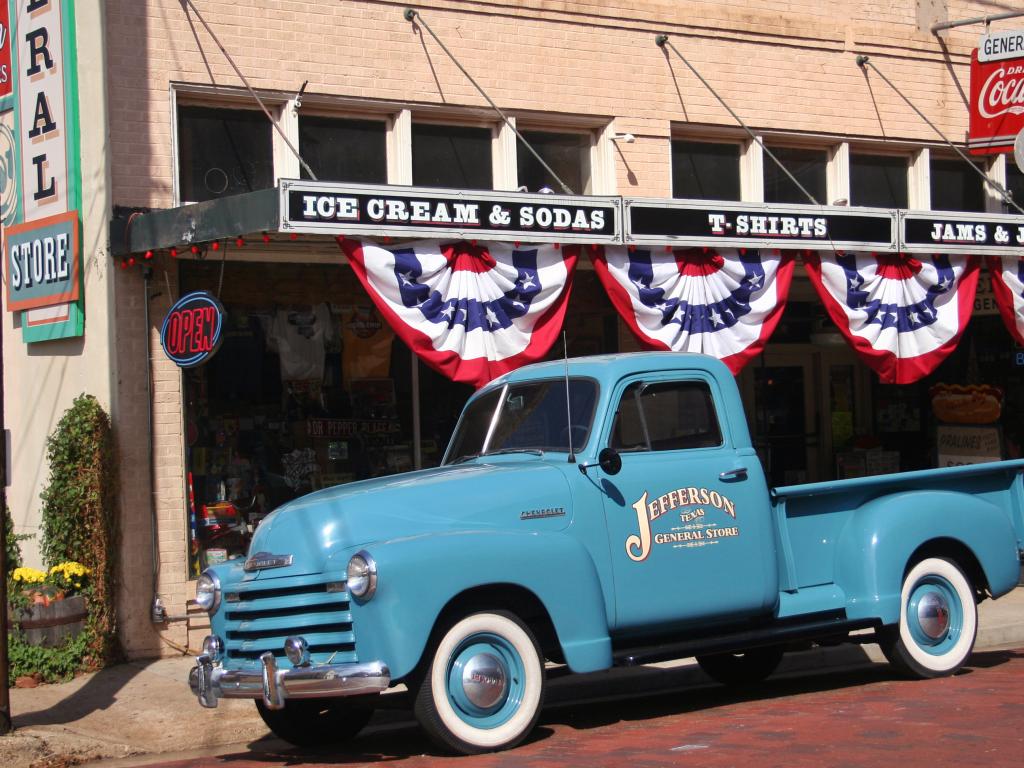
444;379;598;464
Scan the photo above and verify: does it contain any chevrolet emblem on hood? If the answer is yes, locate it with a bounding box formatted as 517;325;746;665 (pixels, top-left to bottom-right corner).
244;552;294;571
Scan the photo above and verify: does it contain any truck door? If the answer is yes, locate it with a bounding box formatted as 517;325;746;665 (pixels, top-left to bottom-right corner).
599;373;779;632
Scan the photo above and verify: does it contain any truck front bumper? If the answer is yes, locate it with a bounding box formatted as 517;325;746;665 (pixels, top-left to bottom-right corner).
189;651;391;710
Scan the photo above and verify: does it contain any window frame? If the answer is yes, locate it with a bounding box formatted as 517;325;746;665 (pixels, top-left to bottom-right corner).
608;377;725;454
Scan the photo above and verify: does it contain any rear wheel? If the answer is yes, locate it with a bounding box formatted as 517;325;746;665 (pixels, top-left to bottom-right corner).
414;611;545;755
876;557;978;679
696;646;784;686
255;698;374;747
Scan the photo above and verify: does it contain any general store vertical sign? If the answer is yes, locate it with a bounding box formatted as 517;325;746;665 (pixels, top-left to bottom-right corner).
3;0;83;341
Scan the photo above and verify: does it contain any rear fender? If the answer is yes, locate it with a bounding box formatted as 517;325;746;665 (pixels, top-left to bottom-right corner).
835;490;1019;624
338;531;612;681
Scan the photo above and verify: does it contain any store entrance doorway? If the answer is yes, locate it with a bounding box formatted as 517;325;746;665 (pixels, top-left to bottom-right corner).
737;344;870;486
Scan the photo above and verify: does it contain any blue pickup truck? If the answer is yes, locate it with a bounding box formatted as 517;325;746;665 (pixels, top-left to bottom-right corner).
188;352;1024;754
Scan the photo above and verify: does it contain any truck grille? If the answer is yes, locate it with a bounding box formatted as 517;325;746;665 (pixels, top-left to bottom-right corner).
220;575;356;665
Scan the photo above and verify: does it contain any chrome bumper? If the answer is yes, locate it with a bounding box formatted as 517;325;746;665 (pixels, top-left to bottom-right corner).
189;651;391;710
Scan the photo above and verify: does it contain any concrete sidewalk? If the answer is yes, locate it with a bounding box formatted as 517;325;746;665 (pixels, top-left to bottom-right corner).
3;587;1023;768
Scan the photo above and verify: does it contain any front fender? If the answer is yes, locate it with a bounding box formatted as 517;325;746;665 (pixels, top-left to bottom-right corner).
339;530;612;681
835;490;1019;624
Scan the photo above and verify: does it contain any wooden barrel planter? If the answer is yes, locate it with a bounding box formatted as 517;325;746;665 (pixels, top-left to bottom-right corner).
13;595;88;647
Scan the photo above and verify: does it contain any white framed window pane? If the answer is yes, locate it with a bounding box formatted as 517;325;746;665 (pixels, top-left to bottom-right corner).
850;154;908;208
299;116;386;183
517;130;588;194
764;146;827;204
178;106;274;203
930;158;986;212
672;140;740;201
412;124;493;189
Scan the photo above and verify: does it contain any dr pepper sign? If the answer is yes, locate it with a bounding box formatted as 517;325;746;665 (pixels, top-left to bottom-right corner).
160;291;225;368
969;29;1024;155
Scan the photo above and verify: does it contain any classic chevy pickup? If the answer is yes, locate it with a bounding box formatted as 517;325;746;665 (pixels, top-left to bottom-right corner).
188;352;1024;754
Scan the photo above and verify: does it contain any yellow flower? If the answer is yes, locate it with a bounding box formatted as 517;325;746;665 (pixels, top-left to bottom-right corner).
12;567;47;584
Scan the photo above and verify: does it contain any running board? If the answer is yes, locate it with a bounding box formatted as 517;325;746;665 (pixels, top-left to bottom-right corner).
613;616;879;667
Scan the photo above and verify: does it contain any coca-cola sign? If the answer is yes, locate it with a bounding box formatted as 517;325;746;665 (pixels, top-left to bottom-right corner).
969;44;1024;155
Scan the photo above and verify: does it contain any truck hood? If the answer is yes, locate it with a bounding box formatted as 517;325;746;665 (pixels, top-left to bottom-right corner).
242;459;573;579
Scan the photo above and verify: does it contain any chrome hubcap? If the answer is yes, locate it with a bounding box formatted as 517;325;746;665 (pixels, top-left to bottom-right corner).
461;652;508;709
917;591;950;639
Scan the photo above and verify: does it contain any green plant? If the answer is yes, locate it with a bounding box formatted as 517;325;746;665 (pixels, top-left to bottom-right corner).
4;508;30;574
39;394;120;667
6;630;91;685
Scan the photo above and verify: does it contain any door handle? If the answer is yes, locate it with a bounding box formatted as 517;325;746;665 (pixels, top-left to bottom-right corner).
719;467;748;481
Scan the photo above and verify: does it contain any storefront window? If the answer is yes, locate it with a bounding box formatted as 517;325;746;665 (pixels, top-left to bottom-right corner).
850;153;908;208
672;140;740;201
930;158;986;212
299;116;387;183
763;146;827;205
517;130;589;194
412;123;493;189
178;106;274;203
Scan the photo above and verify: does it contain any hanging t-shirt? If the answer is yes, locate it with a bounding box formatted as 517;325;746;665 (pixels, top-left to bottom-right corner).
342;306;393;381
269;304;335;381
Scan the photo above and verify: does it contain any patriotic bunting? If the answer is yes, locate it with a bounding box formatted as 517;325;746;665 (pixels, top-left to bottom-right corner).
338;238;577;388
804;252;980;384
986;256;1024;347
591;246;795;373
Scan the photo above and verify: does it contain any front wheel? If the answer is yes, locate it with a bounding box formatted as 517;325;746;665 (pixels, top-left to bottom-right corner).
696;646;784;686
876;556;978;679
414;611;545;755
255;698;374;747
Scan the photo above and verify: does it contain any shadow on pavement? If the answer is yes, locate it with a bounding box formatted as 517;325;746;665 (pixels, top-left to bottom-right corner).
12;661;144;729
174;646;1020;765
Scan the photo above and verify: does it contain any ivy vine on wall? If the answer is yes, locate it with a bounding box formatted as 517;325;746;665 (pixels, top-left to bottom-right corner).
39;393;120;666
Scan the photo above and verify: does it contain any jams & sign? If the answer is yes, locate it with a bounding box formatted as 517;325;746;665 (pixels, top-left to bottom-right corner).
160;291;225;368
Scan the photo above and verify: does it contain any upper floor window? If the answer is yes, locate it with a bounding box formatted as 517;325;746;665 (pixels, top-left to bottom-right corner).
672;140;741;201
1005;163;1024;213
178;106;274;203
850;153;908;208
764;146;827;205
611;380;722;452
299;116;387;184
517;130;590;195
930;158;986;212
412;123;493;189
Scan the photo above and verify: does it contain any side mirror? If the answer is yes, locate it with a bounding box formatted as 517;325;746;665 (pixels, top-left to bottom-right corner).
599;447;622;475
579;447;622;476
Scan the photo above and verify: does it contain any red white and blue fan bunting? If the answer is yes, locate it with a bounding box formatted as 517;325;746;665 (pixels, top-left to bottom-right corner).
986;256;1024;346
591;246;795;373
338;238;577;388
805;252;980;384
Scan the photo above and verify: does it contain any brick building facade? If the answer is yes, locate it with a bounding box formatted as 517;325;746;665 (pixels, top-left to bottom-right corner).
4;1;1022;658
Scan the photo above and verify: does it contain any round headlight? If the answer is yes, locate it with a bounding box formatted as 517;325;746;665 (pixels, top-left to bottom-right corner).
347;551;377;600
195;570;221;614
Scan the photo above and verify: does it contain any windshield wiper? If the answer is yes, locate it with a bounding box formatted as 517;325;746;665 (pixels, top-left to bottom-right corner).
448;453;482;465
482;448;545;458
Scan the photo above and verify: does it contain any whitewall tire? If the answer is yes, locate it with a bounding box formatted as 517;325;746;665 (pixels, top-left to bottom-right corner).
414;611;545;754
878;557;978;679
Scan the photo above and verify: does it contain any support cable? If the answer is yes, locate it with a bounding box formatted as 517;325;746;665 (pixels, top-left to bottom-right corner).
181;0;318;180
856;55;1024;216
656;34;822;207
404;8;575;195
